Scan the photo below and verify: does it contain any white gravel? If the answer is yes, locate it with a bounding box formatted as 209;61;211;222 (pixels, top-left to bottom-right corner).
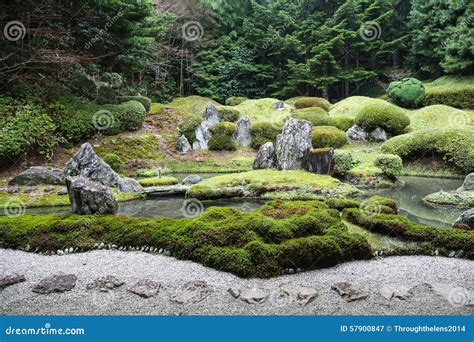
1;248;473;315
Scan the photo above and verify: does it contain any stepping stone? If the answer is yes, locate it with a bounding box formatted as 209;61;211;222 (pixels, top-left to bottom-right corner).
171;281;211;304
228;287;269;304
33;274;77;294
331;282;368;302
380;284;413;300
0;274;26;290
128;280;161;298
278;284;318;306
87;275;124;292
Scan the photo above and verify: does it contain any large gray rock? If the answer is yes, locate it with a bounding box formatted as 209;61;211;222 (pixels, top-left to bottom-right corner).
459;173;474;191
118;177;144;194
253;142;276;169
235;116;252;147
128;279;161;298
203;102;220;126
306;148;333;174
331;282;368;302
192;123;211;150
33;274;77;294
64;143;120;187
369;127;388;142
66;176;118;215
182;174;203;185
0;274;26;290
9;166;64;185
176;135;192;153
275;119;312;170
453;208;474;230
347;125;368;141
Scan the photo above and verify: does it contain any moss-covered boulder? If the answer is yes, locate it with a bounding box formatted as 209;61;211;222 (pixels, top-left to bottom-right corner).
387;78;425;108
311;126;347;148
355;99;410;135
294;97;331;111
225;96;248;106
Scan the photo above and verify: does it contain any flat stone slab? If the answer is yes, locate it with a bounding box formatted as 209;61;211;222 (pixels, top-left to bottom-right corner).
278;284;318;306
331;282;368;302
380;284;413;300
0;274;26;290
33;274;77;294
228;287;269;304
128;280;161;298
171;281;211;304
87;275;124;292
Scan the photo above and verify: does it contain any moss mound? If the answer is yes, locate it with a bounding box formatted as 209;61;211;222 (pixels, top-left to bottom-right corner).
225;96;248;106
423;76;474;109
292;107;328;125
311;126;347;148
387;78;425;108
294;97;331;111
208;122;238;151
381;128;474;173
250;122;282;150
423;190;474;208
407;105;474;132
138;176;178;187
328;96;376;119
234;98;292;125
186;170;360;200
355;99;410;135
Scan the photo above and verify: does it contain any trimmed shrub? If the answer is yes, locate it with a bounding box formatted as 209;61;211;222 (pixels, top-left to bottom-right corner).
387;78;425;108
217;107;241;122
103;153;125;172
374;154;403;178
225;96;248;106
109;100;146;132
117;96;152;113
311;126;347;148
97;86;116;105
250;122;282;150
208;134;237;151
209;122;237;135
294;97;331;111
178;115;203;143
355;100;410;135
332;150;355;175
381;128;474;173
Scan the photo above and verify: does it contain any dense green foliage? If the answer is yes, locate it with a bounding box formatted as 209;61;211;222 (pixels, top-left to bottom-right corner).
208;122;238;151
103;153;125;173
311;126;347;148
117;96;152;113
387;78;425;108
332;150;356;176
374;154;403;178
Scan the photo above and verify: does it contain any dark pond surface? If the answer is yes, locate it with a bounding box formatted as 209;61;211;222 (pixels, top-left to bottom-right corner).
23;175;464;227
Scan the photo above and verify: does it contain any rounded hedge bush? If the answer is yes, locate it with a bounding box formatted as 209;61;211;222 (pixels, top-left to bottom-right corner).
112;100;146;131
103;153;125;172
225;96;248;106
292;107;329;126
117;96;152;113
178;115;203;143
208;134;237;151
387;78;425;108
250;122;282;150
311;126;347;148
332;150;355;175
381;128;474;173
374;154;403;178
355;99;410;135
209;122;237;135
294;97;331;111
216;107;240;122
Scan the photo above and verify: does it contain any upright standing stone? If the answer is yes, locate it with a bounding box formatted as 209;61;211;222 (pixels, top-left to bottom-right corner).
253;142;276;169
235;116;252;147
66;176;118;215
275;119;312;170
306;148;334;174
176;135;192;153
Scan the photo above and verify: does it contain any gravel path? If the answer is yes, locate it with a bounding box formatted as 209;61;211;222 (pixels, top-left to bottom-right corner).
1;249;473;315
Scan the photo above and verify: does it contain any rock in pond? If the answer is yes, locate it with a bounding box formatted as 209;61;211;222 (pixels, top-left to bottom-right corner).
369;127;388;142
253;142;276;169
176;135;192;153
235;116;252;147
171;281;211;304
453;208;474;230
66;176;118;215
459;173;474;191
33;274;77;294
128;280;161;298
347;125;368;141
306;148;333;174
275;119;312;170
182;174;203;185
9;166;64;186
0;274;26;290
64;143;120;188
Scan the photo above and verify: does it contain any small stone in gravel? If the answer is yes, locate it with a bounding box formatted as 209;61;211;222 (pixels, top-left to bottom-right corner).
332;282;368;302
57;187;68;195
87;275;124;292
171;281;211;304
380;284;413;300
128;280;161;298
279;284;318;306
0;274;26;290
228;287;269;304
33;274;77;294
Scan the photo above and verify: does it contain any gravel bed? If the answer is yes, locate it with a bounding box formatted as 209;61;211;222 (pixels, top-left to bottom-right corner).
1;249;473;315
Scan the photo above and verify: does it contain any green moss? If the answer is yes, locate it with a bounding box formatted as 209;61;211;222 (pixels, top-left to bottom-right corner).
374;154;403;178
332;150;356;176
216;106;240;122
117;96;151;113
381;128;474;173
292;107;329;126
311;126;347;148
328;96;377;119
327;116;355;131
103;153;125;173
387;78;425;108
233;98;292;125
209;122;237;135
163;96;219;115
178;115;203;143
407;105;474;132
294;97;331;111
423;76;474;109
225;96;248;106
250;122;282;149
208;134;237;151
138;176;178;187
186;170;360;200
355;99;410;135
423;190;474;208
